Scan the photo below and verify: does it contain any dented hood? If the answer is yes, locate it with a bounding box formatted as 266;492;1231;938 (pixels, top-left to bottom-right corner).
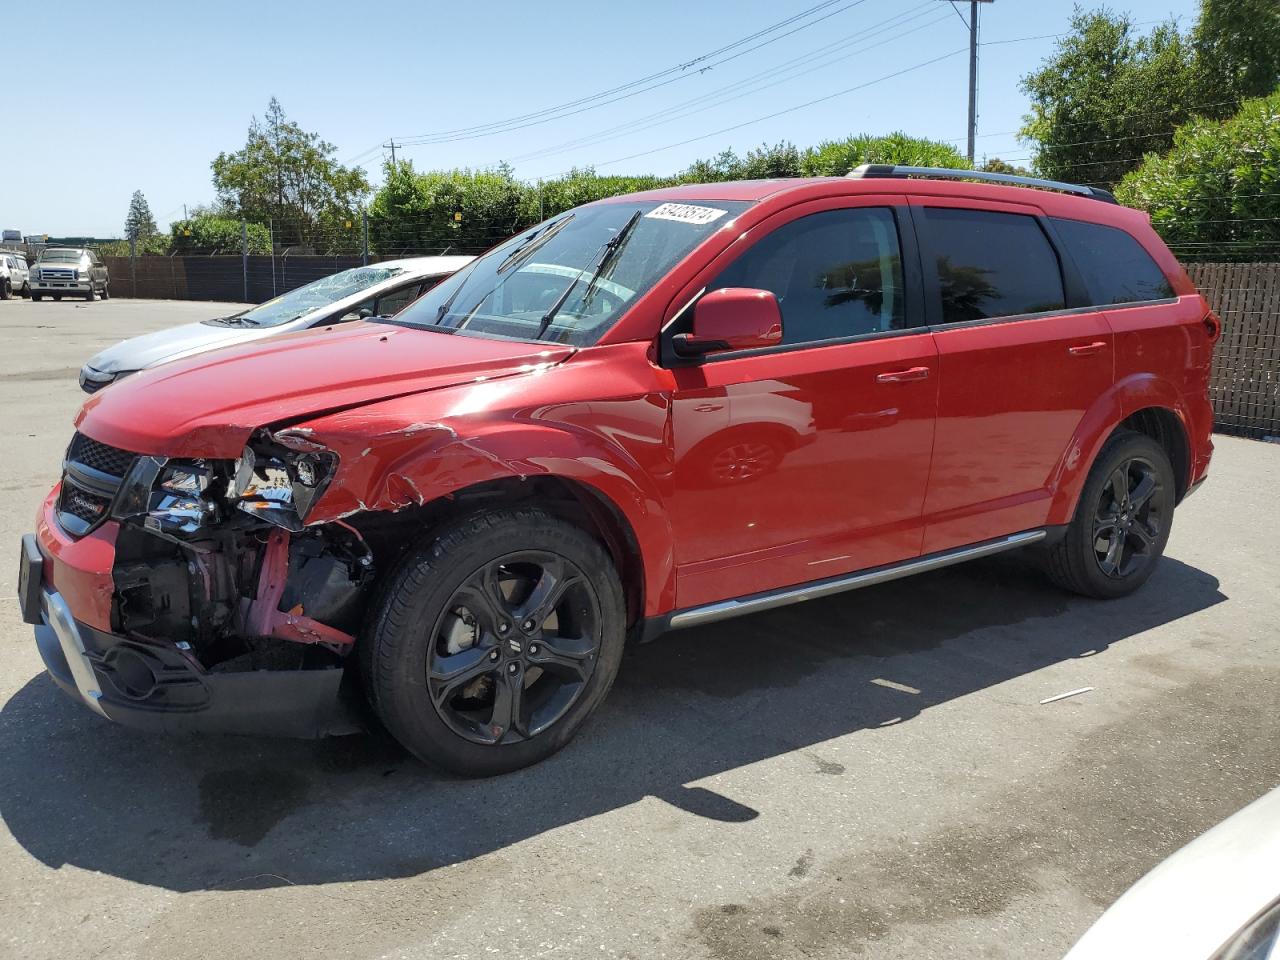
75;322;574;457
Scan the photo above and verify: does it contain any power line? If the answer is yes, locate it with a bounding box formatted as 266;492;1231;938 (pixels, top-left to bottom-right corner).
592;46;968;169
391;0;874;148
504;4;948;167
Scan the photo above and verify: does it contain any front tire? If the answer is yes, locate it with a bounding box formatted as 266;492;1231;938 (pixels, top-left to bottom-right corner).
20;282;30;298
85;284;97;302
100;282;110;300
362;508;627;776
0;279;10;300
1045;429;1175;599
31;293;42;302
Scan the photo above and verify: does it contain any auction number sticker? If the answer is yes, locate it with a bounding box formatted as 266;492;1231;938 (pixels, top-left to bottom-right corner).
644;202;728;226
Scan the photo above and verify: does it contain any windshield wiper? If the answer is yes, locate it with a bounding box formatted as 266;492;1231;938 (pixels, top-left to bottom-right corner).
534;209;642;340
497;214;575;275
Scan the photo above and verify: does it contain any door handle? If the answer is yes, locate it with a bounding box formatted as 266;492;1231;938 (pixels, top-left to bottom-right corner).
1068;341;1107;356
876;366;930;384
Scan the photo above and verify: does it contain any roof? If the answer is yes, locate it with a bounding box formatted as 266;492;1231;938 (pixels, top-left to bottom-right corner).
596;175;1149;229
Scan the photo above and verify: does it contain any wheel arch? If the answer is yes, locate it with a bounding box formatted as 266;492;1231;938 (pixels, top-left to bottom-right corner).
1048;373;1195;524
304;419;676;622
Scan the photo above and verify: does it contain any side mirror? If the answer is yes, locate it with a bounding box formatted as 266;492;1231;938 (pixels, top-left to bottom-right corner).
357;308;374;319
672;287;783;359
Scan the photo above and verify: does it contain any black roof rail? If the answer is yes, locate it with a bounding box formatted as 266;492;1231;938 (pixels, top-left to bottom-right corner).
846;164;1119;204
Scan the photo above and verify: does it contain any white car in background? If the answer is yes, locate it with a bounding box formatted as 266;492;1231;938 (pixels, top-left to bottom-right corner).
78;255;473;393
1065;785;1280;960
0;251;30;299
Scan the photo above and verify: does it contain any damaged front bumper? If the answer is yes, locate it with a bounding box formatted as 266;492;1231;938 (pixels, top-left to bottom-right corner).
30;578;356;737
21;485;366;738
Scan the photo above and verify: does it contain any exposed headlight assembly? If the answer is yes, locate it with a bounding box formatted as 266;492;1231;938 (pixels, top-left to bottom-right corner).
113;431;337;538
232;433;337;532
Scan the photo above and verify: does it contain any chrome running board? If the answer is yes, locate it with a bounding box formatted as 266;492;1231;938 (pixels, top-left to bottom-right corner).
667;530;1047;631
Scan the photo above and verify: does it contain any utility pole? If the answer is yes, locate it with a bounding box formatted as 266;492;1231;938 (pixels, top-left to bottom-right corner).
361;209;369;266
941;1;993;164
241;219;249;303
383;138;398;166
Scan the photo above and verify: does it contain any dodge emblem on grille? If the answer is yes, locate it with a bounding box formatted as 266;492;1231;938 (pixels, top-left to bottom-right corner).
67;491;105;515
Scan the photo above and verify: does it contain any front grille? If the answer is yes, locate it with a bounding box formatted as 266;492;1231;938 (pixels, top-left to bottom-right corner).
57;433;139;536
58;485;112;526
67;432;136;478
40;267;75;280
81;377;108;395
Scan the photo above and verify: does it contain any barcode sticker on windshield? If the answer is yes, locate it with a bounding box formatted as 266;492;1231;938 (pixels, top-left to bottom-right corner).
644;203;728;226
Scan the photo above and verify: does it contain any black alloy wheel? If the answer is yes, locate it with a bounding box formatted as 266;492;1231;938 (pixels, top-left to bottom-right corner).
427;551;602;746
362;507;626;776
1044;429;1175;599
1091;456;1165;579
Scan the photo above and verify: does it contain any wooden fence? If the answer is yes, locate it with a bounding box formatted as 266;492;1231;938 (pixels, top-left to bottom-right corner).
1187;262;1280;440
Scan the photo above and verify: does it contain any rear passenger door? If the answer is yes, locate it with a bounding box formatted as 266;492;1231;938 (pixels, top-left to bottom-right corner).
910;199;1113;554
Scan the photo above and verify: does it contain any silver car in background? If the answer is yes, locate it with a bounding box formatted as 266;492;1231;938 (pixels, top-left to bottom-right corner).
79;255;474;393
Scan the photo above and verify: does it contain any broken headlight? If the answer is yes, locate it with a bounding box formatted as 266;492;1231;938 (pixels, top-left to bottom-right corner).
232;438;337;532
112;458;221;538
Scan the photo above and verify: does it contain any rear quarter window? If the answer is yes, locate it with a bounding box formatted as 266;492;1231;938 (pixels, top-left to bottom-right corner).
1050;218;1174;305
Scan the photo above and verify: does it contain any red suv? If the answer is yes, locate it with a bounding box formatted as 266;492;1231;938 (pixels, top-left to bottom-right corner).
19;166;1217;776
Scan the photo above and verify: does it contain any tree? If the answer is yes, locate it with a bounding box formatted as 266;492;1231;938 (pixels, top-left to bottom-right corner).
368;161;526;255
123;191;157;243
980;157;1033;177
211;98;370;248
169;215;271;255
798;132;970;176
1020;10;1196;188
1116;90;1280;261
1192;0;1280;110
523;168;675;223
679;141;804;181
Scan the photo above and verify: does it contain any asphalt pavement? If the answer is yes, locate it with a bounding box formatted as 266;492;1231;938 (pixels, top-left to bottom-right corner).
0;297;1276;960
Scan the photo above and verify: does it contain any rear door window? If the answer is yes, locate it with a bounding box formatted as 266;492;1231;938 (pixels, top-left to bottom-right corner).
1050;218;1174;305
920;207;1066;325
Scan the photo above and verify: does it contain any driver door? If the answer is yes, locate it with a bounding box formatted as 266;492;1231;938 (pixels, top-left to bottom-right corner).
666;200;939;609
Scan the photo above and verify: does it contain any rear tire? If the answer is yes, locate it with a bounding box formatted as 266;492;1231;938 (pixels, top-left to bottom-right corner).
20;282;30;298
1045;429;1175;599
362;507;627;776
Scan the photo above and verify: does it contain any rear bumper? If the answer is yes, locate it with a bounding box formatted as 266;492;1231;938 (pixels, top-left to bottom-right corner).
23;519;359;738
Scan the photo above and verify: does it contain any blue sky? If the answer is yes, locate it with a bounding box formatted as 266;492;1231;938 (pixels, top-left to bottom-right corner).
4;0;1200;237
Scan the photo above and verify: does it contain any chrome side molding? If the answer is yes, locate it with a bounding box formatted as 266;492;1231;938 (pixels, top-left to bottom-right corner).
667;530;1047;631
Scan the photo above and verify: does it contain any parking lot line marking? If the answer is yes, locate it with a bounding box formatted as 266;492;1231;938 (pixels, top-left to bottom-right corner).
871;678;921;695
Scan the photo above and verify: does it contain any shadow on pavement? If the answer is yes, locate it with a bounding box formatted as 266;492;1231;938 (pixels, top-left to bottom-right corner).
0;552;1225;891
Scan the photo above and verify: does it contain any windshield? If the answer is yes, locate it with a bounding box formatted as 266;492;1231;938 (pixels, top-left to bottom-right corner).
229;265;406;328
389;199;751;345
40;250;85;262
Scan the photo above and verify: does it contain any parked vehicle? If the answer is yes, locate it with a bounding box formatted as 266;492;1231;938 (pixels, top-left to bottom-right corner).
20;166;1218;777
1064;785;1280;960
1;229;22;244
0;251;29;299
78;256;475;393
30;247;109;301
